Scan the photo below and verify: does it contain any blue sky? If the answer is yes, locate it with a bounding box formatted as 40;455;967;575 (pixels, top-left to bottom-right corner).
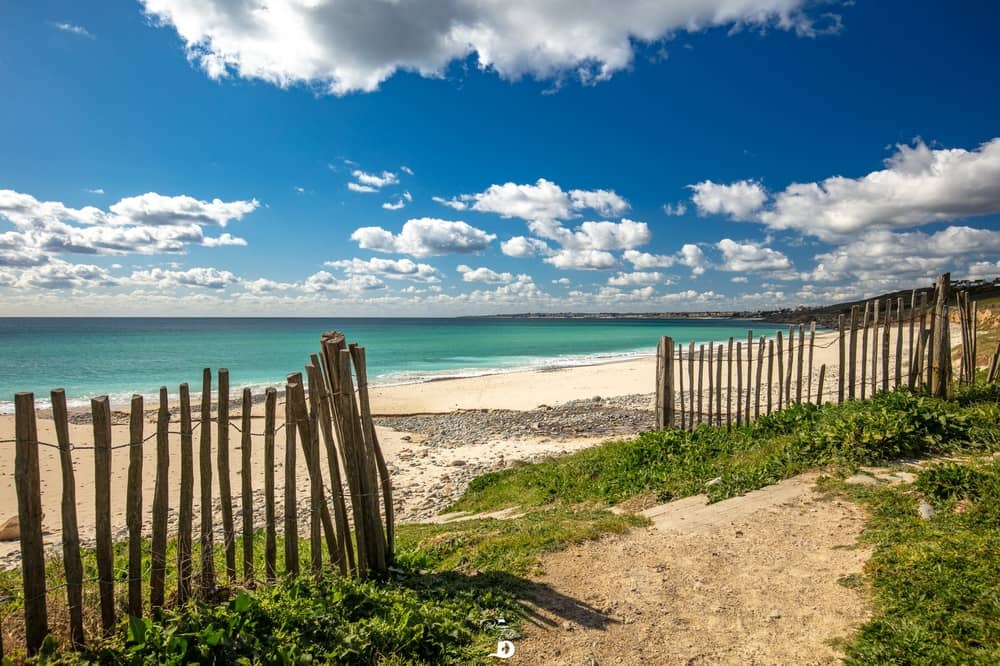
2;0;999;315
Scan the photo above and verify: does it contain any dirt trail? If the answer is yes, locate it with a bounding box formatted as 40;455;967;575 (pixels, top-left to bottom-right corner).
511;475;871;665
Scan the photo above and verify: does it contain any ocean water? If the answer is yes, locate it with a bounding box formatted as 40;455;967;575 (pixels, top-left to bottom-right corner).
0;317;788;412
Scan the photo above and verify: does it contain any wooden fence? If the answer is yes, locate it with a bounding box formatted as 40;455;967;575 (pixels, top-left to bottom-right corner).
656;273;989;429
3;331;393;658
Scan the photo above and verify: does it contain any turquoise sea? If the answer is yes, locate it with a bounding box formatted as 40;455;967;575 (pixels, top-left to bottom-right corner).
0;317;788;412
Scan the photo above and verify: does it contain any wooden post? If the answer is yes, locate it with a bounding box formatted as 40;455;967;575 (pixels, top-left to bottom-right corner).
126;394;144;618
807;322;816;403
665;338;676;427
882;300;891;393
687;341;695;427
289;378;322;573
264;388;277;582
736;342;743;427
150;387;170;610
241;388;254;584
895;297;904;388
767;339;774;414
199;369;215;596
217;369;236;584
678;344;685;430
908;289;917;376
796;323;805;404
776;331;784;410
848;306;858;400
745;330;753;424
911;314;926;388
871;299;880;396
817;365;827;407
92;396;115;633
707;342;714;425
52;390;84;647
177;385;194;604
305;359;346;568
714;344;722;424
754;336;764;419
283;382;299;576
726;337;734;428
332;352;371;575
972;300;979;384
837;315;845;404
929;273;952;397
655;337;667;429
784;326;794;406
860;302;870;400
14;393;47;654
696;344;704;426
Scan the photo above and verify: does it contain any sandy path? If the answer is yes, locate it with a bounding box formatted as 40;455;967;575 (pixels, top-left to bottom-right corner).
512;475;871;665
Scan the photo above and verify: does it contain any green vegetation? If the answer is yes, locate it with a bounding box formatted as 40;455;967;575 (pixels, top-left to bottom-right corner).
5;385;1000;664
821;456;1000;665
451;388;1000;513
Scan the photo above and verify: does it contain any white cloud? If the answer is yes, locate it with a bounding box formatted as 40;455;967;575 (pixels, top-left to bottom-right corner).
622;249;675;269
0;189;258;260
568;188;630;217
456;264;515;284
437;178;629;223
545;249;618;271
690;179;767;220
129;266;240;290
731;276;749;283
141;0;828;95
760;138;1000;241
294;186;305;193
716;238;792;272
202;233;247;247
662;202;687;216
351;218;495;257
607;271;668;287
809;226;1000;286
86;188;105;195
352;169;398;188
382;200;406;210
11;260;116;290
401;166;414;176
679;243;708;276
244;278;296;293
552;277;571;286
500;236;551;258
51;22;94;38
326;256;440;282
348;182;378;194
304;271;386;293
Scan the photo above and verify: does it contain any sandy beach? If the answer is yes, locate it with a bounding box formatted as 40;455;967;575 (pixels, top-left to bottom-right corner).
0;329;857;566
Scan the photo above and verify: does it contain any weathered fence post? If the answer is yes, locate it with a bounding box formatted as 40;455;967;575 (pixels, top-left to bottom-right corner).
848;306;858;400
697;344;704;426
264;388;278;582
745;331;753;424
895;297;904;388
776;331;784;410
807;322;816;403
92;396;115;633
199;368;215;596
150;387;170;610
929;273;952;397
837;315;845;404
15;392;47;655
736;342;743;426
177;385;194;604
217;369;236;585
52;390;84;647
687;342;695;427
766;339;774;414
860;302;870;400
678;345;686;430
241;388;255;584
754;336;764;419
817;365;827;407
127;394;144;618
707;342;714;425
283;382;300;576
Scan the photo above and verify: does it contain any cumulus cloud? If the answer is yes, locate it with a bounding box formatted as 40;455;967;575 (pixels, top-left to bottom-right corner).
12;260;117;290
690;179;767;220
303;271;386;294
456;264;515;284
438;178;629;223
352;169;398;189
0;189;258;263
501;236;552;258
759;138;1000;241
351;218;495;257
679;244;708;276
129;266;240;290
545;249;618;271
607;271;668;287
662;202;687;216
716;238;792;272
326;256;440;282
243;278;296;293
348;182;378;193
140;0;827;95
809;226;1000;286
622;249;676;270
382;200;406;210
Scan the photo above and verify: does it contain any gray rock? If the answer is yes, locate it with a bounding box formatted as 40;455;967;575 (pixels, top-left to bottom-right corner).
918;500;936;521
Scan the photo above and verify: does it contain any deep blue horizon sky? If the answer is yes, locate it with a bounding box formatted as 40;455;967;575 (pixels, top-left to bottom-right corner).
2;0;999;315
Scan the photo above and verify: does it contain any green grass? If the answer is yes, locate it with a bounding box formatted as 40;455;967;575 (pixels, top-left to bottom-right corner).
819;456;1000;665
449;388;1000;516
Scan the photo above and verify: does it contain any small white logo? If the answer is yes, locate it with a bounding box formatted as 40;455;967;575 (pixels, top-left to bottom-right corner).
489;640;516;659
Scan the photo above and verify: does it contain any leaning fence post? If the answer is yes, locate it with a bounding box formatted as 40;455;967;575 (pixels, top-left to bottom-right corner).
92;396;115;634
817;365;827;407
283;382;300;576
126;394;144;618
177;384;194;604
264;388;278;582
52;389;84;648
150;387;170;610
15;392;47;655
